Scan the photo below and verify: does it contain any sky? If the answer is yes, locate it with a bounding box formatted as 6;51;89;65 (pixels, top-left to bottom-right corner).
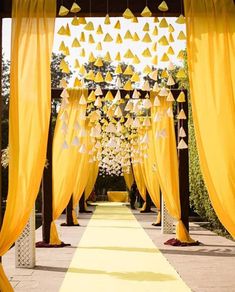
2;17;186;83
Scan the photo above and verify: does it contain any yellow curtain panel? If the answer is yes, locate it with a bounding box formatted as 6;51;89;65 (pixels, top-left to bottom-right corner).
132;163;146;201
85;161;99;200
50;89;88;244
123;168;134;190
184;0;235;238
143;127;161;222
0;0;56;290
151;93;194;243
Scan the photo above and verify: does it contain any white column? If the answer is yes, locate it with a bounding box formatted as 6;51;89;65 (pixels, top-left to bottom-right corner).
15;208;35;268
161;197;174;234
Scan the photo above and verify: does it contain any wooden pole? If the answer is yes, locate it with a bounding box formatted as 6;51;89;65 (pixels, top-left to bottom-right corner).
177;93;189;231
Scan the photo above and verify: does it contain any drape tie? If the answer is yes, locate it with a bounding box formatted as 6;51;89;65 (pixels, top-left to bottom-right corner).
176;219;195;243
50;221;62;245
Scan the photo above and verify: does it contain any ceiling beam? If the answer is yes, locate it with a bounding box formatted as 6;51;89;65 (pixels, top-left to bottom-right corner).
0;0;183;18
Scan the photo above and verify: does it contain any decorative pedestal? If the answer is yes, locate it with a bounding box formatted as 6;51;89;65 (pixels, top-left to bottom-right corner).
161;198;174;234
15;209;35;268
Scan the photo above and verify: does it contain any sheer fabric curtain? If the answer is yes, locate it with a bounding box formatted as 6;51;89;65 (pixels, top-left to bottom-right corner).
0;0;56;290
184;0;235;238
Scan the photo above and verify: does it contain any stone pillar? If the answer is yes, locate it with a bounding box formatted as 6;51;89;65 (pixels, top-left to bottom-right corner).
15;208;35;268
161;197;174;234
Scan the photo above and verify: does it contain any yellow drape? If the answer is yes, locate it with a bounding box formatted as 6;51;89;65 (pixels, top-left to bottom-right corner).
132;163;146;201
143;127;161;223
50;89;88;244
151;93;194;243
184;0;235;238
85;161;99;200
73;124;90;209
0;1;55;289
123;168;134;190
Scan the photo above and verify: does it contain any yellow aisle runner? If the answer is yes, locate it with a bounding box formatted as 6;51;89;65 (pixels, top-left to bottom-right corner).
60;203;190;292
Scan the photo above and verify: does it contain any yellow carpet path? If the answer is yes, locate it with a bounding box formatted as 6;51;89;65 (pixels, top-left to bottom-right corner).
60;203;190;292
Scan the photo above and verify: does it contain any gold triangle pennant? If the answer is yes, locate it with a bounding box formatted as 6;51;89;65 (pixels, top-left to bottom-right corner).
124;30;133;40
59;5;69;16
124;49;134;58
177;91;186;102
115;64;123;74
152;26;158;36
104;14;111;24
160;53;169;62
141;6;152;17
131;72;140;82
88;52;96;63
166;91;175;101
57;25;66;35
158;1;168;12
159;18;168;28
84;21;94;31
73;77;82;88
176;68;186;78
70;2;81;13
94;57;103;67
143;23;150;31
79;64;87;75
177;109;187;119
133;32;140;41
71;38;81;48
152;42;157;51
132;55;140;64
168;24;175;32
152;55;158;65
85;70;95;81
142;48;152;58
80;48;85;57
78;17;87;25
177;31;187;40
167;46;175;55
168;33;175;43
103;33;113;42
79;32;85;42
123;65;134;75
96;42;102;51
96;25;103;34
115;52;121;61
59;41;66;51
105;71;113;83
88;34;95;44
114;20;121;29
71;16;80;26
176;14;186;24
123;80;133;91
116;34;123;44
161;69;168;78
158;35;169;46
123;8;135;19
177;139;188;149
143;65;152;74
132;17;138;23
104;52;112;62
94;72;104;83
74;59;80;69
142;33;152;43
153;17;159;23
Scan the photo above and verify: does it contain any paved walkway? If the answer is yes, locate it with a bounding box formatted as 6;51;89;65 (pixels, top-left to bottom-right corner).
3;203;235;291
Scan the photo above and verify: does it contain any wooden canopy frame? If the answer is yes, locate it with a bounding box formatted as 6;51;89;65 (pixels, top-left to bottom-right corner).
0;0;189;249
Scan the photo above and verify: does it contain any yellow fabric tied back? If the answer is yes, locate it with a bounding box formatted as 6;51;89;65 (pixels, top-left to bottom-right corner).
151;93;195;243
85;161;99;200
50;89;88;244
184;0;235;238
132;163;146;202
50;222;62;245
123;169;134;190
0;0;56;290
